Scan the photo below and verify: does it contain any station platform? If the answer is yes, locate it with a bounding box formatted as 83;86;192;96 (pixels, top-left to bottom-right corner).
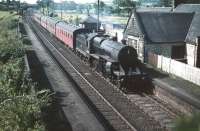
144;64;200;110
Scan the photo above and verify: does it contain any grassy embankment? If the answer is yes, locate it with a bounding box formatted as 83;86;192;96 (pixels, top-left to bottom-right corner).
0;11;49;131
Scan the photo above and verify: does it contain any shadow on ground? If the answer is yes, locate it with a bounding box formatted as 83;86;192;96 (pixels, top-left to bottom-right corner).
26;50;72;131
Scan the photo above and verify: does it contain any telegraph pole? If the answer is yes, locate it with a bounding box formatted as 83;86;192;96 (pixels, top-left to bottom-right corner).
97;0;99;32
60;0;63;20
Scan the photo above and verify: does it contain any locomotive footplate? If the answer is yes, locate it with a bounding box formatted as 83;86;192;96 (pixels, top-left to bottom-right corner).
114;72;153;93
113;71;146;78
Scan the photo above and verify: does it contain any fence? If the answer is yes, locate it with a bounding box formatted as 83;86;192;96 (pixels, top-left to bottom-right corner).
148;52;200;86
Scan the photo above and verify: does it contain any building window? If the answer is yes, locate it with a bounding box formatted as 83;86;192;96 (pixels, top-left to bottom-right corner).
128;38;138;50
127;38;143;58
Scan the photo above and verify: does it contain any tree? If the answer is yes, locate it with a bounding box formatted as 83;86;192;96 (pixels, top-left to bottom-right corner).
6;0;10;8
36;0;53;15
86;4;92;16
112;0;136;15
94;1;106;15
37;0;45;14
112;0;120;15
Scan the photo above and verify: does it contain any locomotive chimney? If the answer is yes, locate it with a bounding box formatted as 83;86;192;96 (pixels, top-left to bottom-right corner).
115;32;118;42
121;39;126;45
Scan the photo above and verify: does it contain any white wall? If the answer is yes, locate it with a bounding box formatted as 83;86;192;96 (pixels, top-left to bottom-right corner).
148;52;200;86
186;43;197;67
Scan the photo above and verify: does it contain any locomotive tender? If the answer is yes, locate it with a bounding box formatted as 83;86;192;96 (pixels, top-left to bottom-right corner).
32;12;148;91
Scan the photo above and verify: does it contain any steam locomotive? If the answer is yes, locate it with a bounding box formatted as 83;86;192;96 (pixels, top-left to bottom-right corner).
32;12;149;92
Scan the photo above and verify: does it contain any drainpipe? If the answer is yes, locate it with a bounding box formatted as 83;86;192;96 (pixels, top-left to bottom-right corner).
195;37;200;67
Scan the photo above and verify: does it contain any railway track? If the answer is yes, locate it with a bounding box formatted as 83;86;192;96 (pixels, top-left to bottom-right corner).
25;13;179;131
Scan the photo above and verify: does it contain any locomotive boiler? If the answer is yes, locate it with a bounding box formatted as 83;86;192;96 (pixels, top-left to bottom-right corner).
32;12;150;92
76;33;147;90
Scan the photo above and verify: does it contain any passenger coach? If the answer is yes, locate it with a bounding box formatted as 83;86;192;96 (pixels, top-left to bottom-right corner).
32;13;90;49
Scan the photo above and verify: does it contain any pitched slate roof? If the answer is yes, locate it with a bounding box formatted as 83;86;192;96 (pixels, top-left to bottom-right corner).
174;4;200;44
124;11;143;37
124;11;194;44
124;7;172;38
81;15;99;24
137;12;194;43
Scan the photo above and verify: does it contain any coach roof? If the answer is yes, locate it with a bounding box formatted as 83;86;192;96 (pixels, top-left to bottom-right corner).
57;21;81;32
46;17;60;24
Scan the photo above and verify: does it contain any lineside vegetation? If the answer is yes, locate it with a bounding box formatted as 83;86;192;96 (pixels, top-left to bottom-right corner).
0;11;50;131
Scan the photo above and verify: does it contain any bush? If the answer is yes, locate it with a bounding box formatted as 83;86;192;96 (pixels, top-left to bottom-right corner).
19;22;27;35
173;113;200;131
0;38;25;63
22;37;31;45
0;11;50;131
0;57;51;131
8;18;18;29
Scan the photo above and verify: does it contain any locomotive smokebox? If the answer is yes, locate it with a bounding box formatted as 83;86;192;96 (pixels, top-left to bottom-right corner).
101;40;138;73
118;46;138;73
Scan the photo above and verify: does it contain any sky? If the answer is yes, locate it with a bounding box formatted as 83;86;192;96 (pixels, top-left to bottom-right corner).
21;0;111;4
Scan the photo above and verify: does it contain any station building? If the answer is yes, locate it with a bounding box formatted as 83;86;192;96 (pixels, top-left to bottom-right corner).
124;4;200;68
124;8;193;62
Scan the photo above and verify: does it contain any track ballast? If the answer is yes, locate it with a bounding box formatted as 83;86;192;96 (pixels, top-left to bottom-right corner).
25;13;180;131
